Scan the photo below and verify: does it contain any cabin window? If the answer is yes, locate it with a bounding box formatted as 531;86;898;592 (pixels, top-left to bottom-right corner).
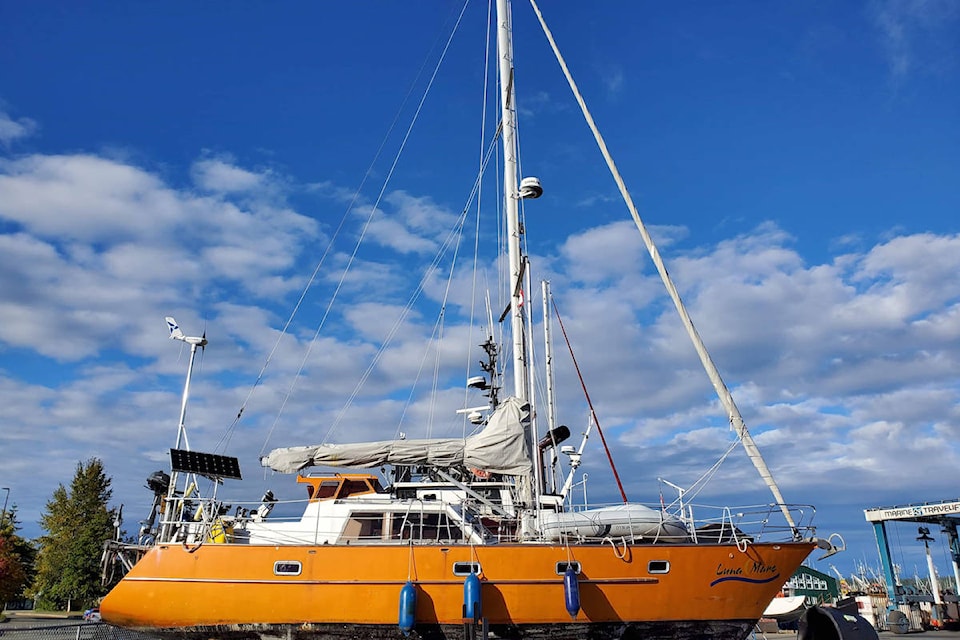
647;560;670;574
390;514;407;539
453;562;481;576
472;486;503;501
314;481;340;500
340;512;386;541
393;512;460;542
340;479;374;498
274;561;302;576
556;561;581;575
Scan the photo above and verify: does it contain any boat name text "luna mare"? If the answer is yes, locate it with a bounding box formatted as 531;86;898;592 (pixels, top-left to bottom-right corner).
715;561;779;577
709;561;782;587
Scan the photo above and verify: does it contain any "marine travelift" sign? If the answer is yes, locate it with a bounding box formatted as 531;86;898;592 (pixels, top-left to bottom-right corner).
864;500;960;522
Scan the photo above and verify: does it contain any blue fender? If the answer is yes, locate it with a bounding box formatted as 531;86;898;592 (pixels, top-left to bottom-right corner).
399;581;417;635
563;566;580;619
464;572;482;622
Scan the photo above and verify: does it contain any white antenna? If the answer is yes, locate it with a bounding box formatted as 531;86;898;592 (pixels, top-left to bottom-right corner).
159;316;207;542
164;317;207;451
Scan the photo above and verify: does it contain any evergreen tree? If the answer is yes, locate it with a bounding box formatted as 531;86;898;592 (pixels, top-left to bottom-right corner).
33;459;115;611
0;507;37;611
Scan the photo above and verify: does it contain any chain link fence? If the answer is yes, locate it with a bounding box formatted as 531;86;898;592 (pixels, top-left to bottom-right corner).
0;622;159;639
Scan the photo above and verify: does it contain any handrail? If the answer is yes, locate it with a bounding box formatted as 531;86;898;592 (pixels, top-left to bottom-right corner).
149;489;815;547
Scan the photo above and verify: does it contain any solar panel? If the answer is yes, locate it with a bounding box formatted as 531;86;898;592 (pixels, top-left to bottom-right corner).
169;449;242;480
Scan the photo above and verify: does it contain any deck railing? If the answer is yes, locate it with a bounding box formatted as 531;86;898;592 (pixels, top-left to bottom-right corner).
144;489;815;546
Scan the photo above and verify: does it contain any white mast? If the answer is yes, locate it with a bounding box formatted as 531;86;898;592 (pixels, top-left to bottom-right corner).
541;280;557;435
496;0;544;538
523;259;544;499
496;0;525;402
541;280;558;492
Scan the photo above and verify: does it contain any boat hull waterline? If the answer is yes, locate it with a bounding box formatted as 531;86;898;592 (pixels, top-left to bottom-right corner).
101;540;815;639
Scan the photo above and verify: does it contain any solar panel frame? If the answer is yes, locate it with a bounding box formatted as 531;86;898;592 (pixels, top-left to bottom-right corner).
169;448;242;480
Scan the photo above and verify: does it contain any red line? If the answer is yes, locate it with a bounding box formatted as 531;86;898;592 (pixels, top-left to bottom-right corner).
551;298;628;503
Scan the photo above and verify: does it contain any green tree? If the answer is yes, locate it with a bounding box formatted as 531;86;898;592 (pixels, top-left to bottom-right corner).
33;459;116;611
0;506;36;611
0;536;27;611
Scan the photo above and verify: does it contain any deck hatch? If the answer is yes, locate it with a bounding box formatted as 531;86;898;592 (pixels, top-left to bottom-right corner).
274;561;302;576
452;561;481;576
647;560;670;574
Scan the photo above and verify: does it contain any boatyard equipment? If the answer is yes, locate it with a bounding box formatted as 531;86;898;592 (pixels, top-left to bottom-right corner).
864;499;960;632
798;606;879;640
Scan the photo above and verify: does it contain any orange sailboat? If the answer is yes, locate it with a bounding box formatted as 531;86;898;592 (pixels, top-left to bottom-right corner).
100;1;838;638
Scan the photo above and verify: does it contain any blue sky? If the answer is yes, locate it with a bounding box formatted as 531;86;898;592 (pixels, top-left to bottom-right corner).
1;1;959;584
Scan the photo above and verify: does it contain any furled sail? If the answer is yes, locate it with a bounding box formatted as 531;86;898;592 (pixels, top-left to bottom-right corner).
261;397;532;475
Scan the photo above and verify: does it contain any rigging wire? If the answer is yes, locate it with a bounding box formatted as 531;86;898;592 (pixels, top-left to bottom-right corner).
461;0;497;438
322;130;505;444
674;439;741;506
394;306;456;443
550;295;628;503
252;0;473;455
507;0;539;444
425;207;471;438
424;3;499;437
321;212;463;443
527;0;797;534
220;12;460;455
329;1;506;445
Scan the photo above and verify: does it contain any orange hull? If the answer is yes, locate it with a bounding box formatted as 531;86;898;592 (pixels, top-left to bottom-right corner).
101;540;814;638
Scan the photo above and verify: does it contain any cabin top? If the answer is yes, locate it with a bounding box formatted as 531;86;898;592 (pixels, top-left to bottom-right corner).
297;473;383;502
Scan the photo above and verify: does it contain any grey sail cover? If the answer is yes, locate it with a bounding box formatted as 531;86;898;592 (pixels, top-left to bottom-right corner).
260;397;532;475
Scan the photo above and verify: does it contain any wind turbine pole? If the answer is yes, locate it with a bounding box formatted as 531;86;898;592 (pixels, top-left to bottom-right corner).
165;317;207;451
175;341;202;451
160;317;207;542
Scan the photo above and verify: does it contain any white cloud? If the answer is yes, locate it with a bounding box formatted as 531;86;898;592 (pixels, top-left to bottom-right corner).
870;0;959;82
0;154;182;242
558;219;649;284
191;158;265;193
517;90;557;119
1;143;959;565
574;192;619;208
0;152;319;363
540;222;960;519
360;191;461;255
0;110;38;145
364;211;439;255
601;65;624;97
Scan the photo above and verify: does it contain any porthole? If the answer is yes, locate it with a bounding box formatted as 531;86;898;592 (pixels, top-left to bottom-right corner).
647;560;670;574
274;561;302;576
556;561;581;575
453;561;481;576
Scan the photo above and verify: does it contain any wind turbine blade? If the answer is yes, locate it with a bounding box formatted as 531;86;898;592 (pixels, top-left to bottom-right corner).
165;316;185;340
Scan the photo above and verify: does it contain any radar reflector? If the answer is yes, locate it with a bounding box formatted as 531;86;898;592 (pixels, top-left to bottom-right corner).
170;449;242;480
